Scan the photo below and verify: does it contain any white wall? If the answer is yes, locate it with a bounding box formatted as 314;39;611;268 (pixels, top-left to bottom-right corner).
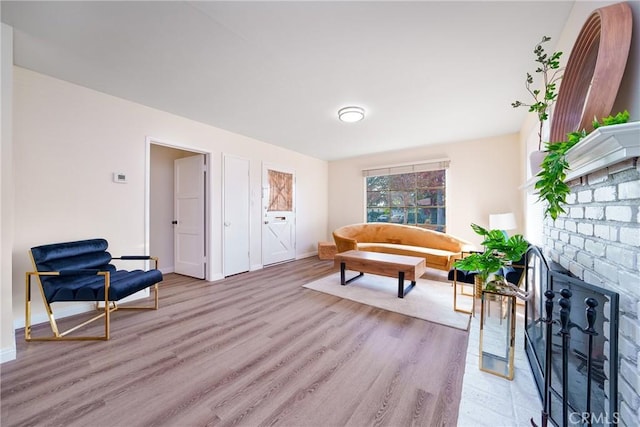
328;133;523;247
1;23;16;362
10;67;328;332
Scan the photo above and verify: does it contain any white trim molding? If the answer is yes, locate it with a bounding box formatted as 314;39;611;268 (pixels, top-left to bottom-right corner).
564;121;640;181
522;122;640;191
0;344;16;364
362;158;450;177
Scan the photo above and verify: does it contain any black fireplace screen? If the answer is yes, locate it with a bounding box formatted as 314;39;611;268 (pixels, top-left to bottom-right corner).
524;246;619;426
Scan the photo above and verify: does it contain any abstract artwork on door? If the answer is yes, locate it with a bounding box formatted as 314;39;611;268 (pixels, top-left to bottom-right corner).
267;170;293;212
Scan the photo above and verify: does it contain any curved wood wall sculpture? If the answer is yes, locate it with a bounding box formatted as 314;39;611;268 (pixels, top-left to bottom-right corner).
549;2;632;143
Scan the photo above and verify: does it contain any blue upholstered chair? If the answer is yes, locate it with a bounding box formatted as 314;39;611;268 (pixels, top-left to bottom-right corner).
500;258;526;288
26;238;163;341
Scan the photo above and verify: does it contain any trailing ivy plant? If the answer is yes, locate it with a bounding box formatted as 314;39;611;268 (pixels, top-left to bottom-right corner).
453;224;528;285
512;36;563;150
592;110;631;129
535;110;631;220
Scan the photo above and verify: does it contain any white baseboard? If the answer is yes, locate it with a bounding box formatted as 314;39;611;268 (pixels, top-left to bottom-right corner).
13;302;94;330
209;273;225;282
251;252;316;271
99;289;150;306
296;251;317;259
0;344;16;364
159;266;174;274
13;289;152;330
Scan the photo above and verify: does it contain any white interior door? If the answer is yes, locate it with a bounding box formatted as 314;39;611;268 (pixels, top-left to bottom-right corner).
262;164;295;266
223;155;250;276
174;154;206;279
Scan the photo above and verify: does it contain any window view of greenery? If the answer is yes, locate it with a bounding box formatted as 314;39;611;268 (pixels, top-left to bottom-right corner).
366;170;446;232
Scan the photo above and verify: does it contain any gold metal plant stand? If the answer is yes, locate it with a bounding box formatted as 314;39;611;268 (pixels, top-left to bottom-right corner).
479;288;516;380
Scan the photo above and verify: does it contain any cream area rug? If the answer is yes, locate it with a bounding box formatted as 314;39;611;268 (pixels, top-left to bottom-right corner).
303;272;471;331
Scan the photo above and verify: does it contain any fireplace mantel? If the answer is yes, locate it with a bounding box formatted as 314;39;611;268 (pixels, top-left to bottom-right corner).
523;121;640;190
565;121;640;181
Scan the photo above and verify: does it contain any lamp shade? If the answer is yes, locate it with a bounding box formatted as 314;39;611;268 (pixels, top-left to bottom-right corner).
338;106;365;122
489;212;517;231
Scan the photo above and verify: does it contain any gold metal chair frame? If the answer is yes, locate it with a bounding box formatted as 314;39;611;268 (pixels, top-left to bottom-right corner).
452;268;477;315
25;255;160;341
452;250;481;315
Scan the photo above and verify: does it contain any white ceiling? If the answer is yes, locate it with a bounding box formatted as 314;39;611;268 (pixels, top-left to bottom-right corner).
1;1;575;161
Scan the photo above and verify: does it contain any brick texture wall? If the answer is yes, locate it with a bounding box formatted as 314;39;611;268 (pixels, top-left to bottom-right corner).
543;159;640;426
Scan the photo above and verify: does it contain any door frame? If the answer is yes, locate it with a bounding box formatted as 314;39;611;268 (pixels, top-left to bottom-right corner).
145;136;212;280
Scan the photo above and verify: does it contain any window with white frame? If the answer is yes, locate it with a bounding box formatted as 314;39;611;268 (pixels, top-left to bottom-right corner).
363;160;449;232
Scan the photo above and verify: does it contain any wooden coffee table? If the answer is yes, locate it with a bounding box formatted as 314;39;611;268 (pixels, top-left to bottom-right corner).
333;250;427;298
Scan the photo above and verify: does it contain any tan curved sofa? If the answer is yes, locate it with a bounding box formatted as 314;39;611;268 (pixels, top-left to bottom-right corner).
332;223;473;271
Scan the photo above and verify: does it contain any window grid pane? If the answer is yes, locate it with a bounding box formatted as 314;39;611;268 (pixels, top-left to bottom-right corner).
366;170;446;232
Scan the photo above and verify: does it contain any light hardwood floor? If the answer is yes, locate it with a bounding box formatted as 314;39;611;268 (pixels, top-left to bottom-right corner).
1;257;469;427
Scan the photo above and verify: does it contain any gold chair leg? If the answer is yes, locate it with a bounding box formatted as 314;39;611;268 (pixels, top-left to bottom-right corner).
25;272;61;341
26;271;111;341
452;269;474;315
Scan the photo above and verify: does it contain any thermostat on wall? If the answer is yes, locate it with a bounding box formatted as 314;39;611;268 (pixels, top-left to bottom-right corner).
113;172;127;184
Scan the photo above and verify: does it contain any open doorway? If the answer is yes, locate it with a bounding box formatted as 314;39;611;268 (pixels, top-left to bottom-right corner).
146;139;209;279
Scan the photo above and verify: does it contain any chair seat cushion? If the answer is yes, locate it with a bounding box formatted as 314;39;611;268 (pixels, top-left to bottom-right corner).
500;265;524;286
44;269;163;302
447;268;478;283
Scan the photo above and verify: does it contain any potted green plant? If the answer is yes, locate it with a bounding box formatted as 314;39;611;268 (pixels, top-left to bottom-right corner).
453;224;529;296
536;110;630;220
511;36;563;174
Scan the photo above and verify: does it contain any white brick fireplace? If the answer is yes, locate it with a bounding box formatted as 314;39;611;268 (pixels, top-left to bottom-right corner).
536;122;640;426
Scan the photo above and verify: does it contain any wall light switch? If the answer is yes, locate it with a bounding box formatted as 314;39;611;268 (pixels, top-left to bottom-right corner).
113;172;127;183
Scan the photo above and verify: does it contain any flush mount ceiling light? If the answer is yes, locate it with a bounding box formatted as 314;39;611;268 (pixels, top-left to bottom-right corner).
338;106;365;123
